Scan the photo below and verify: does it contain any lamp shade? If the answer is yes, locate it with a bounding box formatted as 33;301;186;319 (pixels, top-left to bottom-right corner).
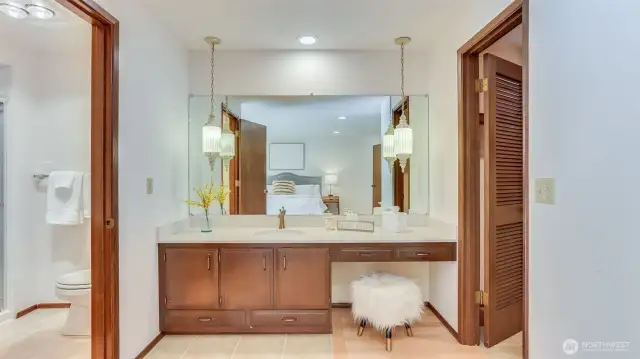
394;114;413;172
383;123;396;171
220;129;235;158
202;120;221;154
324;174;338;185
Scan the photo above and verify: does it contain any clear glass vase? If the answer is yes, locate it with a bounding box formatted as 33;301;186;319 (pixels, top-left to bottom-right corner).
201;208;212;233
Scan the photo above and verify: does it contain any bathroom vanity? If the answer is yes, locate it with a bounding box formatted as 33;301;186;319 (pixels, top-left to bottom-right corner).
157;225;456;335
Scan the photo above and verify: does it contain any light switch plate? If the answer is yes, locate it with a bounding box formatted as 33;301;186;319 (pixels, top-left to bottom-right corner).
535;178;555;204
146;178;153;195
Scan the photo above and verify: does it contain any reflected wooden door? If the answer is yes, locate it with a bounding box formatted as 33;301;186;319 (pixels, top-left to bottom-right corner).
372;144;382;208
482;53;524;347
238;119;267;214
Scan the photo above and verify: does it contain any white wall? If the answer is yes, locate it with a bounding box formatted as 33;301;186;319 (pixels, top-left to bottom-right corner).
530;1;639;358
98;0;190;357
424;0;512;331
0;27;92;315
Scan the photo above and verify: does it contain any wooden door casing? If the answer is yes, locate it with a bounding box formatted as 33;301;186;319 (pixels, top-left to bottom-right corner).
483;53;524;347
239;119;267;214
393;98;410;212
372;144;382;208
275;248;331;310
220;248;274;309
165;248;219;310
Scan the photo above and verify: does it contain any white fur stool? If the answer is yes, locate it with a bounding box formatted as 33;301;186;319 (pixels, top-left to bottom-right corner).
351;272;424;351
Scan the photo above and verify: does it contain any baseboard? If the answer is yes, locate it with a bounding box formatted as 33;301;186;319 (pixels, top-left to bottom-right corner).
331;303;352;309
135;332;165;359
16;303;72;319
16;305;38;319
426;302;460;342
38;303;71;309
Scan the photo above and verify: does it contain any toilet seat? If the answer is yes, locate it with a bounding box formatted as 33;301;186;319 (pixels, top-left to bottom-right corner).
56;269;91;290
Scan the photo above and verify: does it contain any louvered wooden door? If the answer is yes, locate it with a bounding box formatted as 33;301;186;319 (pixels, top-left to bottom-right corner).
482;54;523;347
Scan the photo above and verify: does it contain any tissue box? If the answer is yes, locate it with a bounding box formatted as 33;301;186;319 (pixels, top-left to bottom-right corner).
381;212;408;233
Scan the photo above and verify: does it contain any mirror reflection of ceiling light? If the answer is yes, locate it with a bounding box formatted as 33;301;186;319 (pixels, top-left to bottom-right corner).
298;36;318;45
333;130;340;134
0;3;29;19
338;116;347;120
26;4;55;19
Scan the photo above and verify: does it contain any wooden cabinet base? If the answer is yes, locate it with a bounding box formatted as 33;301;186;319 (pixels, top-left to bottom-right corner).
162;309;332;334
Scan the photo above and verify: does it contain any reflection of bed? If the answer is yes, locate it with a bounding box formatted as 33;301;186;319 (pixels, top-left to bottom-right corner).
267;172;327;215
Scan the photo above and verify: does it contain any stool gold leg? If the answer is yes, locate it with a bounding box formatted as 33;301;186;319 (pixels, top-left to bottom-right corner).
357;319;366;336
404;323;414;337
385;328;392;352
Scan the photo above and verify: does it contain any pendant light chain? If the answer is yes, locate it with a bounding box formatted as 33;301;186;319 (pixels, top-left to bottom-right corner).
210;42;216;117
400;41;406;119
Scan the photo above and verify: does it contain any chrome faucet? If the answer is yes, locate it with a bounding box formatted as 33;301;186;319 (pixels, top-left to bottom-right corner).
278;207;286;229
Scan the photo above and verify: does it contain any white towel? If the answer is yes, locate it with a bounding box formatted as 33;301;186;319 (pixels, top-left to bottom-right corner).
46;171;84;225
82;173;91;219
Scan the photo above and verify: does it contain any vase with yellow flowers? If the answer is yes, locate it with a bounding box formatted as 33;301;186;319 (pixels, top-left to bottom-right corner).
186;180;230;232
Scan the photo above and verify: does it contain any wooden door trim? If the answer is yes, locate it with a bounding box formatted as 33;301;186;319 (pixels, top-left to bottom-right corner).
392;97;409;212
222;104;240;214
456;1;527;357
54;1;119;358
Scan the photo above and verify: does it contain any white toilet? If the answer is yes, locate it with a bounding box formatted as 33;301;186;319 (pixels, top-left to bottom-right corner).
55;269;91;336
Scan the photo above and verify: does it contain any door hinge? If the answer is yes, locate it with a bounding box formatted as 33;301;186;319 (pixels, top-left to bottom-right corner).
475;291;488;306
475;78;488;93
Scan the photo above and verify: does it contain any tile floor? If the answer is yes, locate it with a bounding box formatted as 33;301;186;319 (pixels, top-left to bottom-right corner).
0;309;90;359
0;308;521;358
146;309;522;359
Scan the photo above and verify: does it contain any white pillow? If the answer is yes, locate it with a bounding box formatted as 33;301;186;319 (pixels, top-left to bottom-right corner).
296;184;321;196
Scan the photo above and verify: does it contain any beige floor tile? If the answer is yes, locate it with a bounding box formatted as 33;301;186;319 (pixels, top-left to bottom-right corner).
146;335;190;359
283;334;333;359
231;334;286;359
182;335;241;359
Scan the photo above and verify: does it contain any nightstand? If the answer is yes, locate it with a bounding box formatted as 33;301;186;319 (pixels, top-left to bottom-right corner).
323;196;340;215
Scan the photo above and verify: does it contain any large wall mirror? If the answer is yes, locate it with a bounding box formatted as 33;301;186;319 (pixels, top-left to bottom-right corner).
188;95;429;216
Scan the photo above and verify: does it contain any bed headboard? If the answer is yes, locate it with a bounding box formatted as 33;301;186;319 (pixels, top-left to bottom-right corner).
267;172;323;186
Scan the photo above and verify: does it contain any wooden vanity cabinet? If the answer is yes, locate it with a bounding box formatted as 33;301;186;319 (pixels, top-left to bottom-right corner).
220;248;273;309
275;248;331;309
163;247;219;310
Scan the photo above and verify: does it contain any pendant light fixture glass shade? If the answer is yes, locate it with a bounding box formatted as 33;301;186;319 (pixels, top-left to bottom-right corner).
394;114;413;172
383;123;396;171
220;118;235;170
203;37;222;171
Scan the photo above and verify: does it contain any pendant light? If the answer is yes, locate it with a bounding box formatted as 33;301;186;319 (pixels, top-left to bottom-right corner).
202;37;222;171
220;96;236;170
383;122;396;172
393;37;413;173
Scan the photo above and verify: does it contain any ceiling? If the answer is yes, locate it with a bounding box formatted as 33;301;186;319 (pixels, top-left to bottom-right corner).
0;0;87;51
237;96;384;138
135;0;475;50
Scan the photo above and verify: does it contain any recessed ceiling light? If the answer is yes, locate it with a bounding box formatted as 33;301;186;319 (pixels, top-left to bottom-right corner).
0;3;28;19
26;4;55;19
338;116;347;120
298;36;317;45
333;130;340;134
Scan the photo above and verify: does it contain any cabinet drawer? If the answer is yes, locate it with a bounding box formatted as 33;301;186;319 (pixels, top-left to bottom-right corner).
163;310;245;332
335;248;393;262
250;310;330;327
395;244;456;261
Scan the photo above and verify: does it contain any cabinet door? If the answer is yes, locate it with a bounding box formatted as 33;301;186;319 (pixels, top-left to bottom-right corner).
220;248;273;309
275;248;330;309
165;248;219;309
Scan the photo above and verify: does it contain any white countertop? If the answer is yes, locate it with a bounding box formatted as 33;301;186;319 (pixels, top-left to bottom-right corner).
160;225;457;244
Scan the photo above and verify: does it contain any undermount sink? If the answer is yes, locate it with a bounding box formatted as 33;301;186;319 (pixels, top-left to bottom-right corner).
253;229;305;237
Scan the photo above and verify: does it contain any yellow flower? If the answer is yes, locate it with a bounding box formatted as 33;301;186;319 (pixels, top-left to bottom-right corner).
185;179;223;210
